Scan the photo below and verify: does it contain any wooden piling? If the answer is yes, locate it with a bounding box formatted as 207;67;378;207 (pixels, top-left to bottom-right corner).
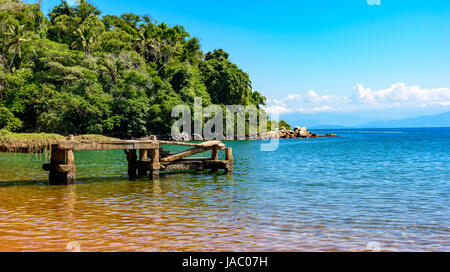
149;136;160;179
127;149;137;179
46;144;76;185
66;150;74;165
138;149;148;177
211;147;219;160
225;147;233;174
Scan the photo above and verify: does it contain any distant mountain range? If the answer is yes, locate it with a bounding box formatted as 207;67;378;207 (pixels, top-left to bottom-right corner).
281;111;450;129
358;111;450;128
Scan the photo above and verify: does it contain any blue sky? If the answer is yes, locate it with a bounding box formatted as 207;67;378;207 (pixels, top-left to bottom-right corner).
35;0;450;120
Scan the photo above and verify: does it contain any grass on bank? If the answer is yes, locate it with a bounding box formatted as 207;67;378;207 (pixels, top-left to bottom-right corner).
0;130;119;153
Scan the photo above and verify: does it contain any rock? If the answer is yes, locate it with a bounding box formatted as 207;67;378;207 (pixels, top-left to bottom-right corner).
299;130;308;137
325;134;337;137
260;131;278;139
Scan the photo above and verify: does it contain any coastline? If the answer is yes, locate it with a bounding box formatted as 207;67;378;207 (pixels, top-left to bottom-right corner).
167;127;338;141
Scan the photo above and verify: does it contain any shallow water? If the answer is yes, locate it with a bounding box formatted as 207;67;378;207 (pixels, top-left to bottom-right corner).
0;128;449;251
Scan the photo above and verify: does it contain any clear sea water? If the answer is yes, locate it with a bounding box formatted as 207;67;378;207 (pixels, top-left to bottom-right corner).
0;128;448;251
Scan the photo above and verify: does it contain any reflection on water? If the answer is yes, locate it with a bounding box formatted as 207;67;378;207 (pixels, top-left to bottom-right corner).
0;128;449;251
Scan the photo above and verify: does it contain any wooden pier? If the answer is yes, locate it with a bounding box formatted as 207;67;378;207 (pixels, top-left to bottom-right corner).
42;136;233;185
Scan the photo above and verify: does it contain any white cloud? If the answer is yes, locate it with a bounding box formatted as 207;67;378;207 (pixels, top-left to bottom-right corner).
264;105;293;115
353;83;450;108
266;83;450;114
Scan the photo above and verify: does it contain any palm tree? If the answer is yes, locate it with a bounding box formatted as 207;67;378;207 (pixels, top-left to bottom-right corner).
134;26;161;63
134;27;151;62
3;24;28;70
72;24;96;58
5;24;27;59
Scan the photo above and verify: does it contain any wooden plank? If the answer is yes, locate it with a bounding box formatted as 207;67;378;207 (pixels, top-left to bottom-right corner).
198;140;226;149
160;147;208;163
159;141;202;147
57;141;158;151
159;140;226;150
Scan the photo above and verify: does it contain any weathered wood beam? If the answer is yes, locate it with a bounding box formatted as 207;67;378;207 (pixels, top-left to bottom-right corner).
198;140;226;150
160;147;208;163
159;140;198;146
57;141;158;151
159;140;226;150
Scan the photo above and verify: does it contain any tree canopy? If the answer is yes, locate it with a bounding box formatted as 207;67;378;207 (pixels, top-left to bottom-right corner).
0;0;268;138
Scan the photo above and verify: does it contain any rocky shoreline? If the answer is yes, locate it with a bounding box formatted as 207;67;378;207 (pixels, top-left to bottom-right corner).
166;127;337;141
274;126;337;139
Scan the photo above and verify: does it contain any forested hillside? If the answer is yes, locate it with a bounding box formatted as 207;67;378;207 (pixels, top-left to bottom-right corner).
0;0;267;138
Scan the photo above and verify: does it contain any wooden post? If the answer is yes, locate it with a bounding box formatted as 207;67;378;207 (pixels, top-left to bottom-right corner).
138;149;148;177
149;136;160;179
211;147;219;160
225;147;233;174
65;149;76;184
127;149;137;179
47;145;76;185
51;146;65;164
66;150;75;165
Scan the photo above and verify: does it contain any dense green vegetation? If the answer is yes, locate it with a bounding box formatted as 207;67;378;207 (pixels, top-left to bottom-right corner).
0;0;287;138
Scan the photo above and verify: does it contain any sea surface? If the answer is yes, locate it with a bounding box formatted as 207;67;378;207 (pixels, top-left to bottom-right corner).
0;128;448;252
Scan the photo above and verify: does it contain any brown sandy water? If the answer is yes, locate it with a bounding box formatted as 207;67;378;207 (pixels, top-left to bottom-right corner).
0;131;449;252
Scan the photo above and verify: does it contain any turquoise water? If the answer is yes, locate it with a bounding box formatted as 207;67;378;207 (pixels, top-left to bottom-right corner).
0;128;449;251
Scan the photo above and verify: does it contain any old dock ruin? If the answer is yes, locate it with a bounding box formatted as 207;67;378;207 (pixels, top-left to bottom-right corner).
42;136;233;185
